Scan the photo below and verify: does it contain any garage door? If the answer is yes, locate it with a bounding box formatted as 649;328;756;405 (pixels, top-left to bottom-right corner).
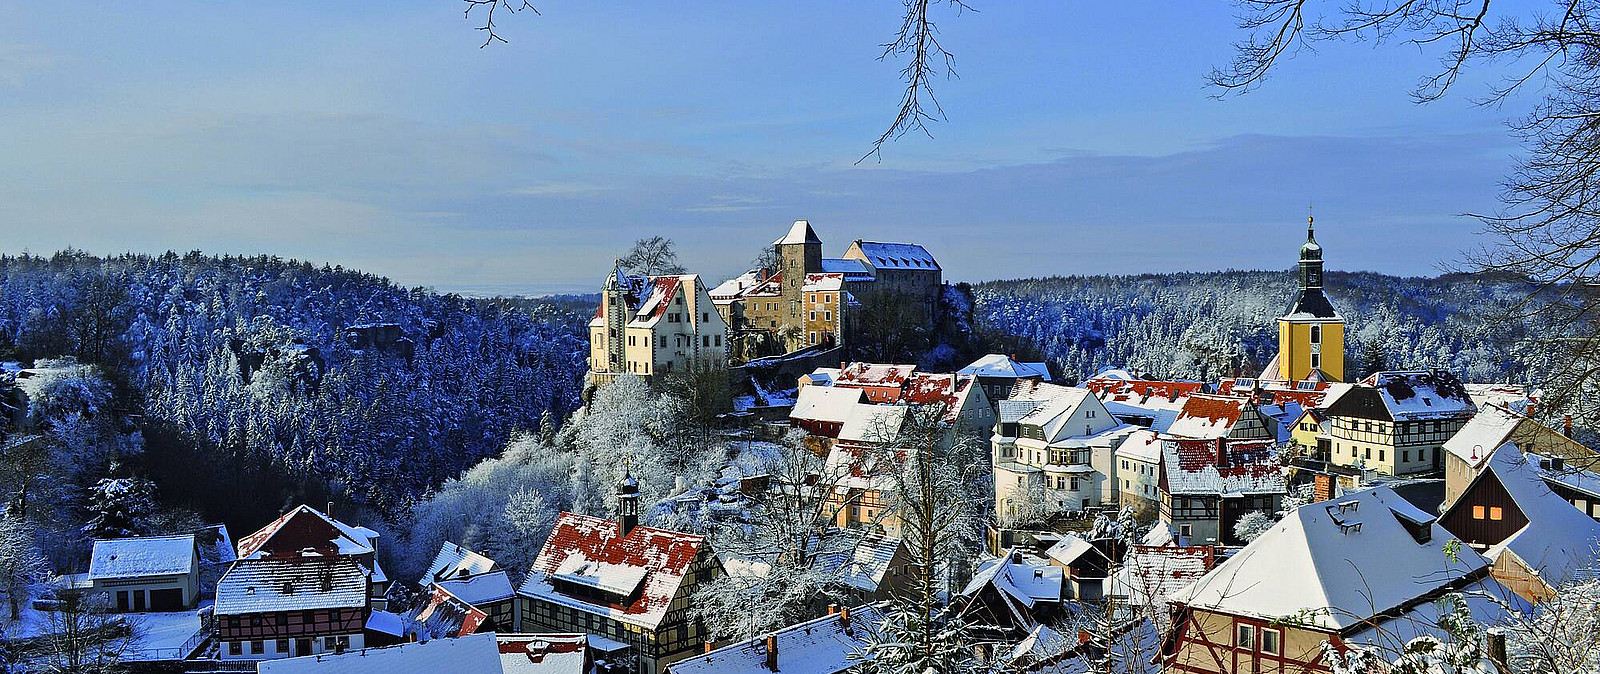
149;588;184;612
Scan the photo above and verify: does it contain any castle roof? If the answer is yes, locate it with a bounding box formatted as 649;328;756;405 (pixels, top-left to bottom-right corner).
774;219;822;245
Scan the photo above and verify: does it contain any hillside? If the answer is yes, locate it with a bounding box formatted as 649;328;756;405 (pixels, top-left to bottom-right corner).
0;251;590;525
971;270;1552;386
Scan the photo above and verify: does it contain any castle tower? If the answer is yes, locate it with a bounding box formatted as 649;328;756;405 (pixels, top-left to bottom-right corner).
773;220;822;338
602;260;629;375
1277;217;1345;381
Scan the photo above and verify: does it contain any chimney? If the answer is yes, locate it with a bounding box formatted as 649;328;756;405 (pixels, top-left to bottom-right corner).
840;606;852;633
1215;440;1229;468
1565;414;1574;438
1529;401;1538;418
827;604;838;616
764;634;778;671
326;501;335;519
704;640;715;654
1553;456;1566;471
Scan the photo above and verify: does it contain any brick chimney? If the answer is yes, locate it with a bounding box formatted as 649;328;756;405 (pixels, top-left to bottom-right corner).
764;634;778;671
704;641;715;654
840;606;852;634
1565;415;1574;438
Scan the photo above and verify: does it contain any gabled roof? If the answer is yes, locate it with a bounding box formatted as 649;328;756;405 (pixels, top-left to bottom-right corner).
1113;545;1213;611
851;241;940;271
1443;404;1527;467
791;386;866;425
236;505;376;560
1450;444;1600;588
774;219;822;245
88;535;196;580
629;275;700;328
961;554;1063;609
1161;439;1284;496
710;270;765;300
1043;534;1104;568
1165;395;1250;440
1283;286;1340;320
259;632;503;674
424;541;501;585
414;583;489;639
518;512;705;630
1168;487;1496;632
958;354;1049;380
669;605;884;674
1330;370;1476;422
1113;429;1162;464
215;557;369;615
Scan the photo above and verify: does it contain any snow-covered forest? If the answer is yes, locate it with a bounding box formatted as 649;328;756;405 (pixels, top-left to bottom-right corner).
974;270;1552;386
0;250;589;531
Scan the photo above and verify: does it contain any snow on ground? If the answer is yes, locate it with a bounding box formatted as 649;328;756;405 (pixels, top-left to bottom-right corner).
122;608;204;661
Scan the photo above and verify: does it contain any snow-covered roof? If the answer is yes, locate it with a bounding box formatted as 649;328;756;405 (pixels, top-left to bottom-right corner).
1443;404;1526;467
790;386;865;425
962;554;1063;609
1161;439;1284;496
518;512;704;631
424;541;501;585
806;531;902;594
1336;370;1476;421
1458;444;1600;588
236;504;377;560
1043;534;1099;567
438;569;517;606
365;610;405;638
628;275;701;328
710;269;765;300
819;258;874;281
215;557;369;615
1465;383;1535;412
837;404;908;444
88;535;196;580
774;219;822;246
1165;394;1250;440
1112;545;1212;611
835;362;916;388
669;605;884;674
958;354;1049;380
1083;377;1202;409
851;241;940;271
259;632;502;674
498;634;589;674
802;272;844;292
414;583;488;638
1168;487;1495;631
1114;429;1162;464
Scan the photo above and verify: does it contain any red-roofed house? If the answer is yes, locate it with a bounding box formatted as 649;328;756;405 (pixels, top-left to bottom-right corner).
834;362;917;403
517;478;720;674
1159;438;1286;545
236;504;389;610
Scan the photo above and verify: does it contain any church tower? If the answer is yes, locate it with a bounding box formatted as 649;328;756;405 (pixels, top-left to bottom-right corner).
1276;217;1345;381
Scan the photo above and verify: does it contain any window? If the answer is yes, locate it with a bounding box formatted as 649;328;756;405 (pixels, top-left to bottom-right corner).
1236;625;1255;650
326;637;339;650
703;336;710;347
1379;449;1385;461
1261;628;1281;655
1180;524;1192;536
276;639;289;653
1122;460;1129;470
1070;477;1080;490
809;311;816;320
251;641;264;655
1311;353;1321;368
1365;448;1372;459
229;642;242;656
1489;507;1504;521
825;295;831;303
1310;325;1321;343
824;311;831;321
714;335;722;347
1403;450;1410;462
1088;410;1096;418
1472;505;1486;519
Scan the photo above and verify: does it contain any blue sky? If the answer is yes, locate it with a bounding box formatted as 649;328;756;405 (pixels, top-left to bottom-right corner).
0;2;1525;294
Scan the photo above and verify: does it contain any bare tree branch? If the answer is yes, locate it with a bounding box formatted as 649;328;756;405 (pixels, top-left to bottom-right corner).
462;0;539;48
860;0;975;163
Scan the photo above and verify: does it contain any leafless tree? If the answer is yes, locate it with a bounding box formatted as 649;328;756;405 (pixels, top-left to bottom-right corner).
458;2;974;160
36;587;135;674
462;0;539;47
619;236;688;277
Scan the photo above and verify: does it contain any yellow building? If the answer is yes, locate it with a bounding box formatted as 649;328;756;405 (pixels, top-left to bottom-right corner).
587;266;729;387
1273;218;1346;382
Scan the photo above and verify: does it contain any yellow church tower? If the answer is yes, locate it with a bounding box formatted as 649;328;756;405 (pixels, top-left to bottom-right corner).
1275;216;1344;381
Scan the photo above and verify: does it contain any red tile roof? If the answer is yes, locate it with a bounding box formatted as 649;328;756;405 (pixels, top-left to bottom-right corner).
520;512;705;630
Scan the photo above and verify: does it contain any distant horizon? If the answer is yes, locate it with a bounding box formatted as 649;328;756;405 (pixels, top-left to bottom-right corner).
1;243;1472;298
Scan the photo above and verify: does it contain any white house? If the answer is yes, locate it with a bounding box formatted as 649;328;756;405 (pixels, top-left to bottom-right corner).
87;534;200;612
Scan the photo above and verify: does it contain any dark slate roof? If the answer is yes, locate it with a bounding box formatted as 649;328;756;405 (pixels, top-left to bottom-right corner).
1286;287;1340;320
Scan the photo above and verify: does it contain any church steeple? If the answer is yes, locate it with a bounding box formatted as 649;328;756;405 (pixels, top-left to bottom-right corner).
1276;213;1345;382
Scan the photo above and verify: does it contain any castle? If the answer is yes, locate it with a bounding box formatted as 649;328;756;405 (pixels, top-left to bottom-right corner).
586;269;729;388
708;220;943;361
